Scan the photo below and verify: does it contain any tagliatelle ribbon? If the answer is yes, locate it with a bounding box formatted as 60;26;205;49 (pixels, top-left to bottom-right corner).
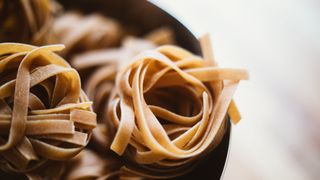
0;43;96;173
0;0;58;45
199;34;242;124
106;35;248;178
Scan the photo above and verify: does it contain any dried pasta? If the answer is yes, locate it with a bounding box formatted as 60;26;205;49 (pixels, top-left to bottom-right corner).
106;35;248;178
61;149;133;180
70;28;175;152
0;0;248;178
0;0;58;45
53;12;123;57
0;43;96;174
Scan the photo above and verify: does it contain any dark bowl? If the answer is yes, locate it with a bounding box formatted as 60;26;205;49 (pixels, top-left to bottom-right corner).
58;0;231;179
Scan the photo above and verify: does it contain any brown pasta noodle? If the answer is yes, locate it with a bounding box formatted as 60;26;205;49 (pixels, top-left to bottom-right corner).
58;124;141;180
0;43;96;174
53;12;123;57
106;35;249;178
0;0;58;45
56;28;176;180
70;28;175;151
0;0;247;178
61;149;127;180
144;27;175;45
71;28;174;120
72;38;155;119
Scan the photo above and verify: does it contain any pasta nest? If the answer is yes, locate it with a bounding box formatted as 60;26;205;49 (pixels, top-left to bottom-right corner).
53;12;123;57
0;0;57;45
70;28;174;150
107;39;248;178
0;43;96;173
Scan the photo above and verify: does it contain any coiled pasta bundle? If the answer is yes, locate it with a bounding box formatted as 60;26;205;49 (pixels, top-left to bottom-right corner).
107;35;248;178
0;43;96;174
71;28;174;149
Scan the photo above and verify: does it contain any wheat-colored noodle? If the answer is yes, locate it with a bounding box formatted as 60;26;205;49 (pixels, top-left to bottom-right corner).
0;0;58;45
0;43;96;174
106;35;248;178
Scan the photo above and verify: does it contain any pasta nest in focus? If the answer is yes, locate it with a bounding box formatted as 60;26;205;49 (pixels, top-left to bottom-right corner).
107;36;249;178
0;43;96;173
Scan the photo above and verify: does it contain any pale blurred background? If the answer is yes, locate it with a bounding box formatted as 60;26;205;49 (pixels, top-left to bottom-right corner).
152;0;320;179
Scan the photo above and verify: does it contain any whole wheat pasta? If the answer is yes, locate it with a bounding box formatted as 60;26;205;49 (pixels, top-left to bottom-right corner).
72;37;156;119
144;27;175;45
53;12;123;57
0;43;96;174
61;149;132;180
71;28;174;120
60;124;135;180
0;160;65;179
70;29;175;153
106;35;249;178
0;0;58;45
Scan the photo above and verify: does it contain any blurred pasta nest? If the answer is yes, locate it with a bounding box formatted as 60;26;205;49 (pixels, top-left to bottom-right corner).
0;0;58;45
0;43;96;173
53;11;124;57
